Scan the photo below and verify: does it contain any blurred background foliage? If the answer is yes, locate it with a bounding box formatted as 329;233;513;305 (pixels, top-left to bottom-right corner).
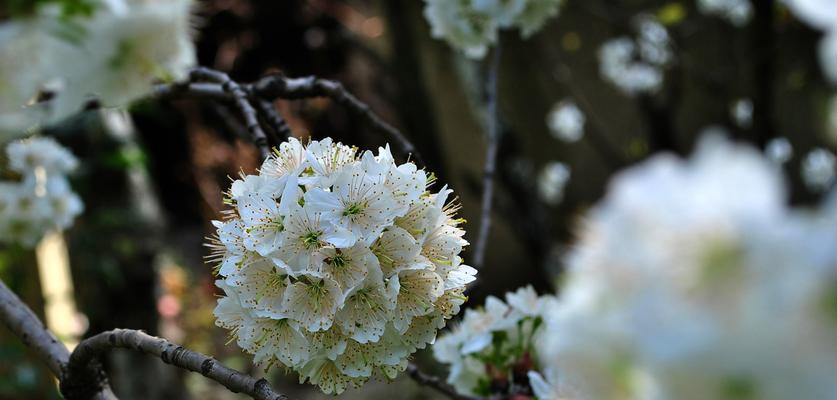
0;0;833;398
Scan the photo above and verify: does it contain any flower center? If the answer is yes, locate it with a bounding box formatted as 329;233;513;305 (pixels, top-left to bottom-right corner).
301;231;322;249
326;252;348;268
343;202;365;216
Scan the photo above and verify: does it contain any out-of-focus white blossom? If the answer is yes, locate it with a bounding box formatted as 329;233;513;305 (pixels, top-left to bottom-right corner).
0;0;196;138
801;147;837;192
818;32;837;84
599;36;667;95
782;0;837;32
422;0;562;59
209;137;476;394
541;134;837;400
55;0;196;115
538;161;570;206
599;38;663;95
765;137;793;164
731;98;753;128
0;137;83;246
547;101;585;142
783;0;837;84
434;286;567;397
635;16;673;66
698;0;753;26
599;15;671;95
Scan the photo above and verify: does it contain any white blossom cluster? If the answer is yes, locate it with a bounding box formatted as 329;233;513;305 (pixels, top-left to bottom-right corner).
209;138;476;394
546;100;585;143
801;147;837;192
782;0;837;83
698;0;753;26
0;137;83;246
765;137;793;164
0;0;195;138
540;134;837;400
538;161;571;206
422;0;563;59
730;98;753;128
433;286;570;399
599;16;672;95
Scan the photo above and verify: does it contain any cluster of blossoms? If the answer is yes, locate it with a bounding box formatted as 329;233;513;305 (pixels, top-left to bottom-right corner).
782;0;837;83
0;137;83;246
537;161;571;206
764;137;793;164
540;134;837;399
730;98;753;129
599;15;672;95
0;0;195;138
698;0;753;26
422;0;563;59
209;138;476;394
546;100;585;143
801;147;837;192
433;286;568;399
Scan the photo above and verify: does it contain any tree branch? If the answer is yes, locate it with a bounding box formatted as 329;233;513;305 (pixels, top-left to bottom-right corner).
155;68;422;165
406;363;483;400
64;329;288;400
0;279;69;377
189;67;273;160
3;278;464;400
252;97;293;140
249;74;424;166
473;46;502;270
0;280;116;400
153;82;229;99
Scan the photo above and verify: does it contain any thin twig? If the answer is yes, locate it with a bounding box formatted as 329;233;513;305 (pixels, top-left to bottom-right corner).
473;46;502;270
406;363;483;400
153;82;229;99
190;67;272;160
250;74;424;166
64;329;287;400
210;103;252;140
0;280;116;400
155;70;421;165
252;97;293;140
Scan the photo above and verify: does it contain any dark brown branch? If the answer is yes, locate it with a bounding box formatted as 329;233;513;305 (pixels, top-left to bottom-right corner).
155;69;422;165
249;74;424;166
406;363;483;400
189;67;272;160
210;103;252;141
473;46;502;270
252;97;293;140
64;329;287;400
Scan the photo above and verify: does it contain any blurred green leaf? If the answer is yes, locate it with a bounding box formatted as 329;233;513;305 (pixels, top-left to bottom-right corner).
658;2;687;26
